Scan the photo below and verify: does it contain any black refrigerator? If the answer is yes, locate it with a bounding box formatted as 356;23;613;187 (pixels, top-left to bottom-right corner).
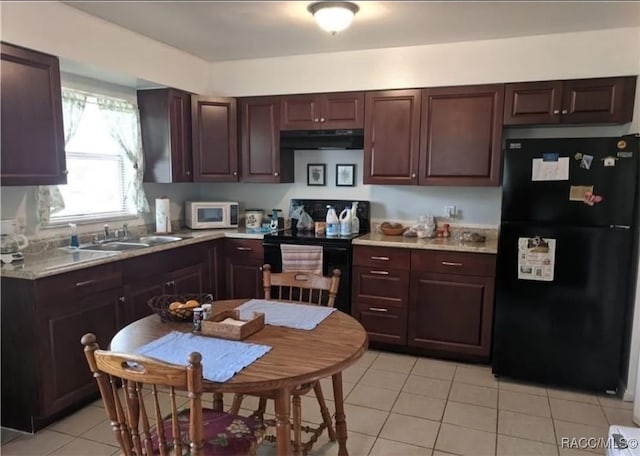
492;134;639;393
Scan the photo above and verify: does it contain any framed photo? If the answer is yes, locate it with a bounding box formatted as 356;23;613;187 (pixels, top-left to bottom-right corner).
336;164;356;187
307;164;326;186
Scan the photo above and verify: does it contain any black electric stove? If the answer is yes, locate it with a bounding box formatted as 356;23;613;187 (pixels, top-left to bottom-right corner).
263;199;370;314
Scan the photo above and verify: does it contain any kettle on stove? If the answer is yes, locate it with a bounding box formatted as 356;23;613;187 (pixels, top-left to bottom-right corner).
1;219;28;264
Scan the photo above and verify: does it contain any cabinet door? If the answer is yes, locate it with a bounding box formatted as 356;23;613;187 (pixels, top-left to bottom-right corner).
280;95;321;130
321;92;365;129
353;304;406;346
38;288;121;416
1;43;66;186
240;97;293;183
168;263;205;295
138;88;192;183
561;77;636;124
408;272;494;360
123;279;166;325
192;96;238;182
224;239;263;299
364;90;421;185
419;84;504;186
503;81;562;125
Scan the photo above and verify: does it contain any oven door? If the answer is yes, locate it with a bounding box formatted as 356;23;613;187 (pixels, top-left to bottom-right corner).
263;241;352;315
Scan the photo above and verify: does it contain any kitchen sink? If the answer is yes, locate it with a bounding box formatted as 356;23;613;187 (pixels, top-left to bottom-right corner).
79;241;150;251
137;235;186;244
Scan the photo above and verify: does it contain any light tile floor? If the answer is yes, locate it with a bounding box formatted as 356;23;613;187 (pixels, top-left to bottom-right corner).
1;350;636;456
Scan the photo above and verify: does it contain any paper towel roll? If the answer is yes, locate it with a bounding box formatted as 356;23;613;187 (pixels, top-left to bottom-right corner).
155;198;172;233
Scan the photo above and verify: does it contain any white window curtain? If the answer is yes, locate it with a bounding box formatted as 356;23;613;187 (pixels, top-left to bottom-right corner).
97;97;150;214
36;89;87;224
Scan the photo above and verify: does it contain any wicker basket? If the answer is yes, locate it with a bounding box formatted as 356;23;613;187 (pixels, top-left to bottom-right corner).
147;293;214;322
380;222;405;236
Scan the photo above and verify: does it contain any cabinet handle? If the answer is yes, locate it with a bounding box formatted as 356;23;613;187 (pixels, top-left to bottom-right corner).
236;247;253;251
561;109;568;115
441;261;463;267
320;118;325;122
233;171;238;176
370;256;389;261
118;296;126;303
274;172;279;176
186;171;191;176
369;270;389;275
63;169;69;175
75;279;97;288
369;307;388;313
411;173;416;178
553;109;560;115
165;280;176;287
314;118;319;122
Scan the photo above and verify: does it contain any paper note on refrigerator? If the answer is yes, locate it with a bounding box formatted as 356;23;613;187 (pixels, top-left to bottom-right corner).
531;157;569;181
518;237;556;282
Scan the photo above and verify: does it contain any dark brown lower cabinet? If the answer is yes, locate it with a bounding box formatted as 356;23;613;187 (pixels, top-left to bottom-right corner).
352;265;409;345
224;239;263;299
1;240;216;432
408;272;495;361
351;245;496;362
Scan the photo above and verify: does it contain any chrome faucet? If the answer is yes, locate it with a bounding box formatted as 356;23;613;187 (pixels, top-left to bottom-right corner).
122;223;129;240
103;224;110;240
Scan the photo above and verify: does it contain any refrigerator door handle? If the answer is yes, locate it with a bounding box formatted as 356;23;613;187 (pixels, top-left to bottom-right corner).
610;225;631;229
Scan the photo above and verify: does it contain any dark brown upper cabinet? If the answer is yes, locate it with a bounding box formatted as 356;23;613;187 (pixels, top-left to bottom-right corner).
138;88;193;183
419;84;504;186
280;92;364;130
363;89;421;185
191;96;238;182
1;42;66;186
504;76;636;125
239;97;293;183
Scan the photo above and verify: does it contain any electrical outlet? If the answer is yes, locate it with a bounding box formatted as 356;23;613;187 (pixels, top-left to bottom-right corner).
444;205;456;218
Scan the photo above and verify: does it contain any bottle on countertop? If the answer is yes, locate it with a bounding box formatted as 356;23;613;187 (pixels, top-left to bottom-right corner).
69;223;79;249
325;205;339;237
351;202;360;234
339;206;352;236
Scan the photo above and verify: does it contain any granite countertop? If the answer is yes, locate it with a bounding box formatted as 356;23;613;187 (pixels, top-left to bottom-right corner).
1;228;265;280
353;232;498;254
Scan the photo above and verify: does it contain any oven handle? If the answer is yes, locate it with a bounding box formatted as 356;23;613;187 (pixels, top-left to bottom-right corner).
263;241;348;253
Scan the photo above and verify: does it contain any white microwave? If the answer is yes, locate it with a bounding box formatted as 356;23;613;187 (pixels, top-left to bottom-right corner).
185;201;239;229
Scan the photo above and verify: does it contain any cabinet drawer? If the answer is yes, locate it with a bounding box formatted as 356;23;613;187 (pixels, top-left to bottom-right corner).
411;251;496;277
352;266;409;309
225;239;263;264
36;263;122;303
353;246;410;270
353;303;406;346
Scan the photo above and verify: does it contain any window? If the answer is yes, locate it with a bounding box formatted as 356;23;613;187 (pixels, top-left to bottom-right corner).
49;90;145;223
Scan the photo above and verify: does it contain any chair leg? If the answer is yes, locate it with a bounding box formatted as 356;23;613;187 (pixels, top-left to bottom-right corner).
230;394;244;415
251;397;268;422
292;395;302;456
313;382;336;441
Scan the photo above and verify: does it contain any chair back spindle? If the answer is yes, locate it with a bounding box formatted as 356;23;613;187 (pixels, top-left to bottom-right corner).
262;264;340;308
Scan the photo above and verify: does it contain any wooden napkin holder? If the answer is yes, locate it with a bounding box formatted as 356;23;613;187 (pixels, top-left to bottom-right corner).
200;310;265;341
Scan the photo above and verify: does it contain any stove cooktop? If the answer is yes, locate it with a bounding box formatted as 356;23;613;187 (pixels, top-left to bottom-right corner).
264;229;362;243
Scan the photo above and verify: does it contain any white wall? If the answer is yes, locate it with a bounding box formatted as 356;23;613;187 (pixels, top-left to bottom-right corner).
209;27;640;96
0;2;211;94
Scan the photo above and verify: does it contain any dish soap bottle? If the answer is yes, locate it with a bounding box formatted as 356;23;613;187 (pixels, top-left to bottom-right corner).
326;205;339;237
69;223;79;249
351;202;360;234
339;206;352;236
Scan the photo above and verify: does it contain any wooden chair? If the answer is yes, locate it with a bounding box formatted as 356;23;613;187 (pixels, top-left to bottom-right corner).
230;264;341;455
81;333;264;456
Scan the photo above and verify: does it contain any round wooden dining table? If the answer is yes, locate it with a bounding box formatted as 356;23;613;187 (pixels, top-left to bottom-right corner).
109;299;368;456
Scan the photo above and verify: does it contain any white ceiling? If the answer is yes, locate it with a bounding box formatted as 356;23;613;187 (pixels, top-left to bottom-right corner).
64;1;640;63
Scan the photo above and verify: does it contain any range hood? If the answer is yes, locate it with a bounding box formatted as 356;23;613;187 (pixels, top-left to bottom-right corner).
280;129;364;150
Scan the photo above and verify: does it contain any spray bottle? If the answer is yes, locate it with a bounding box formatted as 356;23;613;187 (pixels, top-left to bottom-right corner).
351;202;360;234
69;223;79;249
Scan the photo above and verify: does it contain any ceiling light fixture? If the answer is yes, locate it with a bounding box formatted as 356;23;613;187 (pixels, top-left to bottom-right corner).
308;1;360;35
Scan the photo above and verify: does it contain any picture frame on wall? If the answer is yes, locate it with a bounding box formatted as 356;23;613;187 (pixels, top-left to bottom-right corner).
336;164;356;187
307;164;326;186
